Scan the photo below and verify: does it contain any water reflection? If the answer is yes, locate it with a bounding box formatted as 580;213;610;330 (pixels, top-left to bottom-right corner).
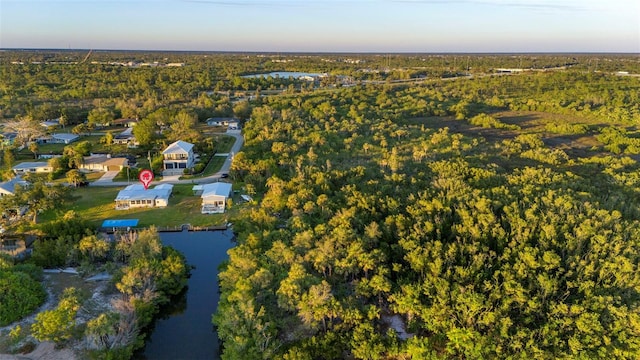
136;230;235;360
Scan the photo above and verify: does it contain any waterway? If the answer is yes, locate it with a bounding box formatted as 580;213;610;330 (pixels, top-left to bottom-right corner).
137;230;235;360
242;71;324;79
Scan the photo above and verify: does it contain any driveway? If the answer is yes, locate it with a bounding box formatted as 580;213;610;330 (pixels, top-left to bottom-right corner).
88;131;244;187
93;171;119;183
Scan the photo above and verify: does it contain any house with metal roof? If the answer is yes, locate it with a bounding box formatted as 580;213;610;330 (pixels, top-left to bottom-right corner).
114;184;173;210
0;177;28;197
196;182;232;214
12;162;53;175
162;140;195;175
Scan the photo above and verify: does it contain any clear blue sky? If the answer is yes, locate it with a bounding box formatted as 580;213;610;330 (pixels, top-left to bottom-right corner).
1;0;639;52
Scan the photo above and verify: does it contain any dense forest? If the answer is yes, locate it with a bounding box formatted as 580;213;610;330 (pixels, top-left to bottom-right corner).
214;67;640;358
1;51;640;359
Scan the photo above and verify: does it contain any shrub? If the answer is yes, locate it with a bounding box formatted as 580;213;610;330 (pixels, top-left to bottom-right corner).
0;270;47;326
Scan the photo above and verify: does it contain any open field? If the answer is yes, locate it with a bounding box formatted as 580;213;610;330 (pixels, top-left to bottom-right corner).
411;110;609;156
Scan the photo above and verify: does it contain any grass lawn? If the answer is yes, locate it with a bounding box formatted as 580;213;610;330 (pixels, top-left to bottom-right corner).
39;184;241;228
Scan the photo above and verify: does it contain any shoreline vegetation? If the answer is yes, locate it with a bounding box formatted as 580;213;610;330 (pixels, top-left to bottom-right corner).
1;51;640;359
1;227;190;359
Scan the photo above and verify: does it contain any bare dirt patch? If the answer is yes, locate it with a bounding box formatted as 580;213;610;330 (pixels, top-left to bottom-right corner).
1;272;117;360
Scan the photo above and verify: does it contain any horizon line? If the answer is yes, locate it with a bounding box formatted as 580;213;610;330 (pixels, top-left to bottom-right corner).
2;48;639;55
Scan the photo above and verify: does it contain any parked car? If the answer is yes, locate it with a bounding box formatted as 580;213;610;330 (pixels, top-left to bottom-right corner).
220;173;229;178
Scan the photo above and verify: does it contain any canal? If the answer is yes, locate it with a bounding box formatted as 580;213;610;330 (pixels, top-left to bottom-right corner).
137;230;235;360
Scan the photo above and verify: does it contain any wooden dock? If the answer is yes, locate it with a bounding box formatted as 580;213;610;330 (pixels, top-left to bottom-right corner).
101;223;229;234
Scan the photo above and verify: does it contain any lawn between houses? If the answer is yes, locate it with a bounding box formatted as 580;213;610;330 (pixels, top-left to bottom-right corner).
38;184;238;228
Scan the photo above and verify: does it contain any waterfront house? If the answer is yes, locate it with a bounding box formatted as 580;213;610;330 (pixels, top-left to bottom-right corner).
114;184;173;210
197;182;232;214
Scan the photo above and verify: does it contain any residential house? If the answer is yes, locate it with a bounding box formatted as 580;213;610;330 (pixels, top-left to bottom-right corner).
80;155;129;172
12;162;53;175
113;128;138;148
206;117;237;127
0;237;27;259
35;133;79;145
196;182;232;214
162;140;195;175
227;120;240;130
0;177;28;197
0;132;17;147
51;133;79;144
112;118;139;128
40;119;60;130
114;184;173;210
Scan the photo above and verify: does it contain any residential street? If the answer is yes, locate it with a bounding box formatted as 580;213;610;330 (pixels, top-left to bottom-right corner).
89;131;243;187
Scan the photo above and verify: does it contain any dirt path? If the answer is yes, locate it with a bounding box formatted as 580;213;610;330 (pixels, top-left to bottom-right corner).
0;342;77;360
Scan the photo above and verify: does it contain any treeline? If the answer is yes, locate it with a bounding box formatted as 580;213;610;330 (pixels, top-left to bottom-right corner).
1;51;637;122
214;70;640;358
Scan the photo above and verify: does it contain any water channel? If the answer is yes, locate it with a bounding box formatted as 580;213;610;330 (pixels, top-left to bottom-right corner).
137;230;235;360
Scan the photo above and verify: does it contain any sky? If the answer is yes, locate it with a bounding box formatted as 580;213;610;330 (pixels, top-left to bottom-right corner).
1;0;639;53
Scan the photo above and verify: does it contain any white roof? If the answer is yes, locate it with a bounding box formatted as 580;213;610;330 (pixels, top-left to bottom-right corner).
0;177;28;195
12;162;51;170
163;140;194;155
52;133;79;141
115;184;173;201
201;182;232;199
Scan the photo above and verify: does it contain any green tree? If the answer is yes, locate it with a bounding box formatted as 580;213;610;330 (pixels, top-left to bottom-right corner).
65;169;86;187
31;287;81;344
28;142;39;159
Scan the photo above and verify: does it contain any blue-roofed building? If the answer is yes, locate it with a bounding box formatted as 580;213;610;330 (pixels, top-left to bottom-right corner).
101;219;139;232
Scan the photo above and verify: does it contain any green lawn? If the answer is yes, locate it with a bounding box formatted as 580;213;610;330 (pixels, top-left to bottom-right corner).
39;184;241;228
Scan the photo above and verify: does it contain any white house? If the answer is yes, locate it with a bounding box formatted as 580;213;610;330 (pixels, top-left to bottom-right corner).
114;184;173;210
113;128;138;148
196;182;232;214
51;133;80;144
0;177;28;197
35;133;79;145
40;119;60;130
227;120;240;130
162;140;195;175
112;118;139;128
12;162;53;175
206;117;237;127
80;155;129;172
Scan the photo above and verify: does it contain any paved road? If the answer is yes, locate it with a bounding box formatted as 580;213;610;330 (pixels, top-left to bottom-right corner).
90;131;244;187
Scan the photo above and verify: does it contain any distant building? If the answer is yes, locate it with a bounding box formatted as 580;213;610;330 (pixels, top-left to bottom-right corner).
35;133;79;145
80;155;129;172
113;128;138;148
12;162;53;175
206;117;238;127
0;132;17;147
112;118;139;128
0;176;28;196
40;119;60;130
